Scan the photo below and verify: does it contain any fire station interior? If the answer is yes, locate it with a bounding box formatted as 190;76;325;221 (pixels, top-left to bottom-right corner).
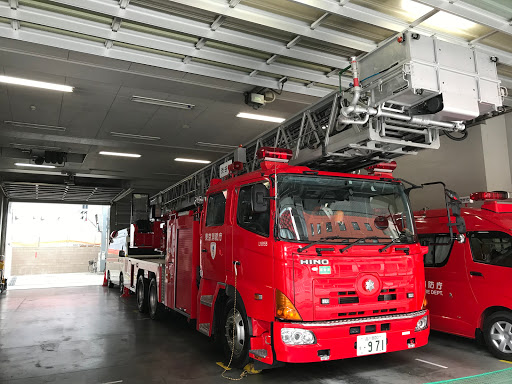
1;1;512;383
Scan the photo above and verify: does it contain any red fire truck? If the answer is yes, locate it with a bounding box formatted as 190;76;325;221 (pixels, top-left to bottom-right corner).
107;148;430;369
415;191;512;360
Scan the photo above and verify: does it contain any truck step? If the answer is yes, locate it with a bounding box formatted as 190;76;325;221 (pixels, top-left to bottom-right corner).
198;323;210;336
200;295;214;307
250;349;268;358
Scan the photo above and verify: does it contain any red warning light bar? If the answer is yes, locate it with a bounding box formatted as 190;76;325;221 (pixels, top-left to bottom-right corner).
365;161;397;177
469;191;511;201
257;147;293;162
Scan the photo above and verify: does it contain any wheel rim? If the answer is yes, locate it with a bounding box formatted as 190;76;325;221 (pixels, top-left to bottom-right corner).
225;308;245;357
150;283;157;314
490;321;512;353
137;280;144;306
119;275;123;293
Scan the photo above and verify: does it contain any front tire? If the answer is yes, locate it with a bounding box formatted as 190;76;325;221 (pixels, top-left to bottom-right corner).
107;271;114;288
483;311;512;360
221;296;251;369
136;275;148;313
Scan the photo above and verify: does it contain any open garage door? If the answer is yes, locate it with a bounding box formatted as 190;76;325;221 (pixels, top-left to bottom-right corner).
4;202;110;290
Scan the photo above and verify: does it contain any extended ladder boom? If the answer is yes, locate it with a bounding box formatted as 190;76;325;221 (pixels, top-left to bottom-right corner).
152;32;503;212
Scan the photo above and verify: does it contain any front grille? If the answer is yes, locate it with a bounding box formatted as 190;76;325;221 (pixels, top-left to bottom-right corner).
378;294;397;301
339;297;359;304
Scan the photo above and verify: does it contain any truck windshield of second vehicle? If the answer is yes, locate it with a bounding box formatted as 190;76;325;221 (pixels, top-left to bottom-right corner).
276;174;416;245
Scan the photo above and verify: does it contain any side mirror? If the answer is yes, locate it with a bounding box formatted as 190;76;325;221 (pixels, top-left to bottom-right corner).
251;184;269;213
445;188;467;236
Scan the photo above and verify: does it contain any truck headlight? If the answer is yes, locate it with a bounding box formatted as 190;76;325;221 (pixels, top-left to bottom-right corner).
281;328;316;345
415;315;429;332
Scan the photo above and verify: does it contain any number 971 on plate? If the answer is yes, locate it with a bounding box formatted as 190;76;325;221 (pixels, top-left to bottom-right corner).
357;333;387;356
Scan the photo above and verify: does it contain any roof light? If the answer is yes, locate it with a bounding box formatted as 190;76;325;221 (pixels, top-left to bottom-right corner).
175;158;211;164
469;191;511;201
256;147;293;162
365;161;397;177
0;76;73;92
237;112;285;123
99;151;141;158
15;163;56;169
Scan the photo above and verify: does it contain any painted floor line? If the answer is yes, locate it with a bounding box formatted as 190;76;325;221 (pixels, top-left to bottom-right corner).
500;360;512;364
101;380;123;384
415;358;448;369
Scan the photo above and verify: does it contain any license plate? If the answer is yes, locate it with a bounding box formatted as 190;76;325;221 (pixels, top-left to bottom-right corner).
357;333;387;356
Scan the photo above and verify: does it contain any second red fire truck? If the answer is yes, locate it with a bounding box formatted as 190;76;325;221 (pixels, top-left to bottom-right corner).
107;148;431;369
415;191;512;360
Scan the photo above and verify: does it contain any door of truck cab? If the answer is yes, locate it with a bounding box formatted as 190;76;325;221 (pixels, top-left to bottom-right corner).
231;180;274;321
421;233;477;337
202;189;229;284
465;230;512;320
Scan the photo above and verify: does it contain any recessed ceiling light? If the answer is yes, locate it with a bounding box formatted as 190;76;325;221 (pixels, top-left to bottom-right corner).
0;76;73;92
131;96;195;110
236;112;285;123
175;158;211;164
110;132;161;141
99;151;141;158
15;163;56;169
4;121;67;131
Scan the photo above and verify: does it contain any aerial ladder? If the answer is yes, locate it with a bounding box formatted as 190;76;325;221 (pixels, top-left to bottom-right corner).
151;32;504;212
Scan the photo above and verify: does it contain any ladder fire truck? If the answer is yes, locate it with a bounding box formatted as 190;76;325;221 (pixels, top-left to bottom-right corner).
106;32;503;369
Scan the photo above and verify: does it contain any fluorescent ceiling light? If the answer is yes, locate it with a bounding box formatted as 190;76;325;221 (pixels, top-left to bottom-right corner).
0;76;73;92
4;121;66;131
99;151;141;158
175;158;211;164
15;162;56;169
110;132;161;141
196;142;238;149
401;0;476;31
131;96;195;110
236;112;285;123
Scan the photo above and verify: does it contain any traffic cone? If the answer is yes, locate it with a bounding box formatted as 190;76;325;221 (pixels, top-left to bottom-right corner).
102;270;107;287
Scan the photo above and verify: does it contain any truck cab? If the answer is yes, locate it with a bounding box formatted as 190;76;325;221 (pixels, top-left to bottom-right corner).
415;192;512;360
193;148;429;368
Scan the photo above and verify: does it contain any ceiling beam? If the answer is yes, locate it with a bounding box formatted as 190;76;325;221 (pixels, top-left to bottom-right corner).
0;4;349;88
414;0;512;37
166;0;377;52
288;0;469;45
0;23;332;98
46;0;349;69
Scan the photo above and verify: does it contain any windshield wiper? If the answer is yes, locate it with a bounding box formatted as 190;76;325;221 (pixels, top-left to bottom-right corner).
378;238;402;253
340;236;392;254
298;236;356;253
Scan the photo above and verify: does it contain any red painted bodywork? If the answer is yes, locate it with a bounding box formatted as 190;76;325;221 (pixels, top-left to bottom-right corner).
119;162;429;364
415;202;512;338
132;220;165;251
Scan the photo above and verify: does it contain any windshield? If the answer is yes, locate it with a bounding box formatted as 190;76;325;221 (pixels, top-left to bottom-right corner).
276;174;416;244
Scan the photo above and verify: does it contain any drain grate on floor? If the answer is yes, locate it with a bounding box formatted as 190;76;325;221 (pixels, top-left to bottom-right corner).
8;276;16;286
426;368;512;384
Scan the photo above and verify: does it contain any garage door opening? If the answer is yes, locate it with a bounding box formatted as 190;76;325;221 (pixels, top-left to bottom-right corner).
4;202;110;290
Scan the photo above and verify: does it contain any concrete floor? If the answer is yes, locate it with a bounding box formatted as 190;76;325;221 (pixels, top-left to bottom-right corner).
0;286;511;384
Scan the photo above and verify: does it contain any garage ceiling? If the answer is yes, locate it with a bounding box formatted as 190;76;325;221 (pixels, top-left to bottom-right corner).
0;0;511;202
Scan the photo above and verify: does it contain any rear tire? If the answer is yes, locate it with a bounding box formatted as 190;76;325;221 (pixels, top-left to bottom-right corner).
119;273;124;295
221;296;251;369
136;275;147;313
148;278;162;320
107;271;114;288
483;311;512;360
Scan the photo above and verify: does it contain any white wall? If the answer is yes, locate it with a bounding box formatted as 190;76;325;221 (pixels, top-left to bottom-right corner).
394;115;512;211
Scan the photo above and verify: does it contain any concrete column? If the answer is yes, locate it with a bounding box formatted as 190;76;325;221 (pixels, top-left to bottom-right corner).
479;115;512;191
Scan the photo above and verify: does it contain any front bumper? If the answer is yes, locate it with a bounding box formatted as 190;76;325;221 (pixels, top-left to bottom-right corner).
273;310;429;363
